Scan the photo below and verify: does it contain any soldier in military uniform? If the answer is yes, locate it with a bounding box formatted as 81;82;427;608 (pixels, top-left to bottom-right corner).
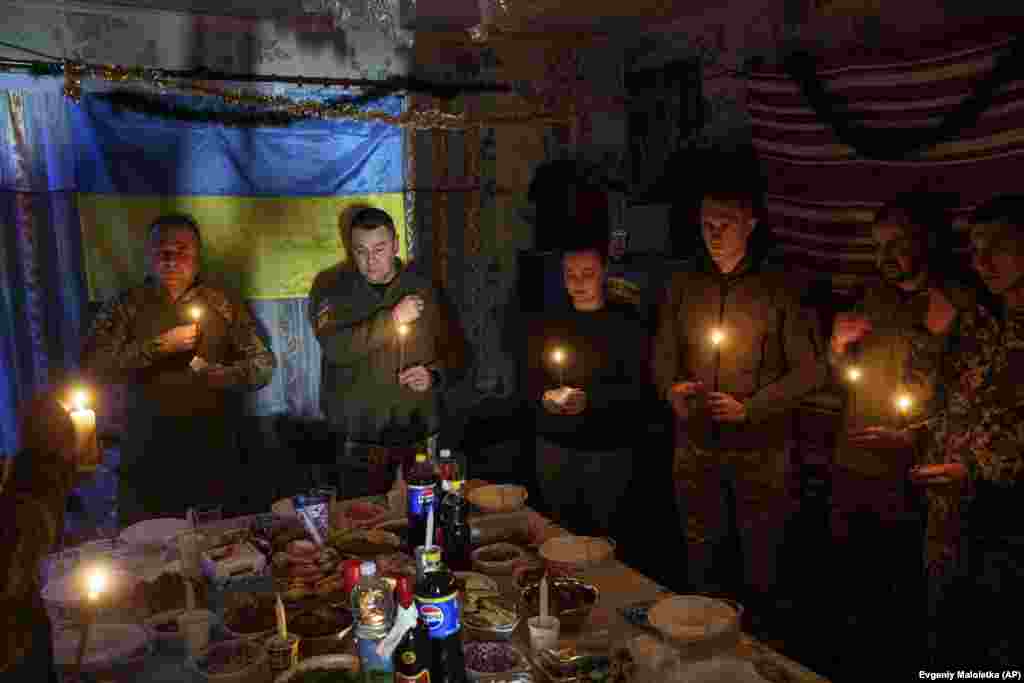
901;195;1024;668
81;214;277;526
827;197;970;670
653;159;826;610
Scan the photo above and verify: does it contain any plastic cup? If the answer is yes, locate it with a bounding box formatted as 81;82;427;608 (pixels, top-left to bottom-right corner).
528;615;560;652
265;633;300;676
178;609;214;658
175;530;206;579
190;504;223;528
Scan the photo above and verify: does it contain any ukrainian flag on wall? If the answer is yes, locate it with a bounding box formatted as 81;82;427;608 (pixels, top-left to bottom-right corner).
71;92;407;301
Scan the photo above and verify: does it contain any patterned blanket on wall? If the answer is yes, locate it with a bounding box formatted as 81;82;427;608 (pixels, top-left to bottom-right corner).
747;21;1024;294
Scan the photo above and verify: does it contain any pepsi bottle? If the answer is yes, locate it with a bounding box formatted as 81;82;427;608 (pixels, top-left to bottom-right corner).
414;548;467;683
407;452;436;551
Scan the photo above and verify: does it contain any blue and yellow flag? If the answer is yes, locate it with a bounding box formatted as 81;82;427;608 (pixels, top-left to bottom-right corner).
71;93;407;301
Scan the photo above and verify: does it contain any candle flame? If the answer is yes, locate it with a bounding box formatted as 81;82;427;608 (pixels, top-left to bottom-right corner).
71;389;89;412
85;567;107;602
551;348;565;365
846;366;862;383
189;306;202;322
896;393;913;414
398;323;409;338
709;328;725;347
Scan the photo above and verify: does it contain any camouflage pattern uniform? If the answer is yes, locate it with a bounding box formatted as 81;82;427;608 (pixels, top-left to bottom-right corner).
81;277;276;524
907;301;1024;667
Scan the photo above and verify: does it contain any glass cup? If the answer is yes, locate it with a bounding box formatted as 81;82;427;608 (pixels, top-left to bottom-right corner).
190;504;223;528
265;633;300;676
175;530;207;580
528;615;561;652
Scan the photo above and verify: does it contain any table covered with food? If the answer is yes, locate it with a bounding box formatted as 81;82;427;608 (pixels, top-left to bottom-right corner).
43;478;832;683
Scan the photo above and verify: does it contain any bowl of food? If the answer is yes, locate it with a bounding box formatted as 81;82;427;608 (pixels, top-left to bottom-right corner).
521;577;599;631
646;595;743;657
274;654;362;683
463;641;531;680
190;638;269;683
462;595;521;641
467;485;528;514
470;543;527;575
222;592;280;643
327;528;402;557
371;518;409;547
538;535;615;575
334;501;388;529
288;605;355;658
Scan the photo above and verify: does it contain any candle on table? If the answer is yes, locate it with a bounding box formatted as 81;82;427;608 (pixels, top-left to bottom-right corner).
75;566;108;677
551;347;567;390
69;389;100;472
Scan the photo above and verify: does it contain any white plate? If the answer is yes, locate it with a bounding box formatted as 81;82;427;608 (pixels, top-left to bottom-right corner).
119;518;191;548
53;622;150;669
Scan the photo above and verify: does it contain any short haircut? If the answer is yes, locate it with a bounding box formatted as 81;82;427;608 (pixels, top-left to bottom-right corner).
874;194;952;246
349;207;396;238
149;213;201;246
560;222;610;264
697;146;765;215
970;194;1024;230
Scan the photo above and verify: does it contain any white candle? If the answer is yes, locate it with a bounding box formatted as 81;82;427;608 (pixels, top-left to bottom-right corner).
76;566;107;677
540;573;549;619
425;505;435;550
275;593;288;641
895;392;913;428
189;305;203;329
398;323;410;379
551;347;567;390
69;389;99;472
709;328;725;393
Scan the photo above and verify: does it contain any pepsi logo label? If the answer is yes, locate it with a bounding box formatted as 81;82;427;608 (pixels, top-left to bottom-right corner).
420;605;444;629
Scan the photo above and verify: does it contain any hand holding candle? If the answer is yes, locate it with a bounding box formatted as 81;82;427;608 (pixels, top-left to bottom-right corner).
68;388;101;472
397;323;410;379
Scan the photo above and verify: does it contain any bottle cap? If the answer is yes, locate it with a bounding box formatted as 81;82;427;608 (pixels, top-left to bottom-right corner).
360;560;376;577
415;453;427;463
440;449;452;460
451;480;463;492
424;548;442;564
395;576;414;607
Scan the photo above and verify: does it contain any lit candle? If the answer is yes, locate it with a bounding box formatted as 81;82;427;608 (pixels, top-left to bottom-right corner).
895;392;913;429
551;347;567;390
397;323;410;381
75;566;108;677
845;365;862;425
708;327;725;393
189;305;203;328
68;389;100;472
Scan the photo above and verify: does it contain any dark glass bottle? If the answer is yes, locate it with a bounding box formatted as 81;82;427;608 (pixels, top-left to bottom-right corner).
440;480;472;572
394;576;432;682
414;548;467;683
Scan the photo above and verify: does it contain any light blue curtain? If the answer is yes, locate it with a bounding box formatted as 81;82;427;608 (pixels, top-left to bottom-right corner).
0;83;88;455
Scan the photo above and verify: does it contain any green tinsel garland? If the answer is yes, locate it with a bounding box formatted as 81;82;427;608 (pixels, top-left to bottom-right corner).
99;91;299;127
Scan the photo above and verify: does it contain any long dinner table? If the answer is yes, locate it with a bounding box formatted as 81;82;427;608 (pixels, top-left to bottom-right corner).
55;488;832;683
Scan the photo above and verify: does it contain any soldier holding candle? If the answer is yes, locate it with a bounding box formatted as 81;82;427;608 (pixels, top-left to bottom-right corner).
309;207;466;498
904;195;1024;668
80;214;277;525
825;197;976;673
652;149;826;615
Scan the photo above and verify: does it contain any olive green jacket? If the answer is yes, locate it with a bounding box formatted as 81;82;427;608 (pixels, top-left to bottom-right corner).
653;249;826;453
309;260;465;446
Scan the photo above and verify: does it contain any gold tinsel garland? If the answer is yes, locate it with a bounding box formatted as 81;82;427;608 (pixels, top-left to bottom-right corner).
43;60;572;130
